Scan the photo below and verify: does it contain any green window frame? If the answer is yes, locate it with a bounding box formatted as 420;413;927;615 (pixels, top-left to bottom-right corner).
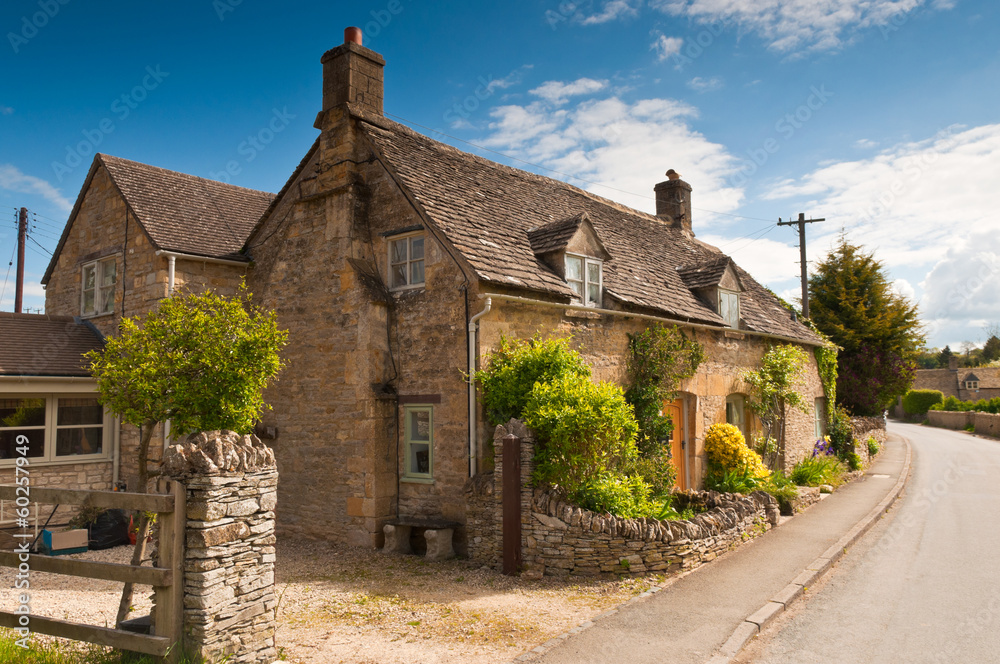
403;405;433;482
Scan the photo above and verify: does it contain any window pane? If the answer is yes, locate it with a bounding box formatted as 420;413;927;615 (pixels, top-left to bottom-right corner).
0;398;46;428
82;290;95;314
58;398;103;426
56;427;103;456
409;409;430;441
410;259;425;285
83;265;96;290
391;265;407;288
100;260;116;286
565;256;582;281
568;280;583;297
587;261;600;284
410;236;424;261
390;239;407;264
409;442;430;475
99;286;115;313
588;282;600;305
0;429;45;459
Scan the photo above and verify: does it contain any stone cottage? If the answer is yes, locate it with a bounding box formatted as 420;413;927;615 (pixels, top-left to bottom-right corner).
29;153;273;492
35;29;827;552
908;355;1000;403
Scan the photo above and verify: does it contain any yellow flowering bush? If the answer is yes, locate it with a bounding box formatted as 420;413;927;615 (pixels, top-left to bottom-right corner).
704;423;769;479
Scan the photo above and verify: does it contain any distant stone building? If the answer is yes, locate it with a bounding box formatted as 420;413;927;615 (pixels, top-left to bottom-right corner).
34;29;829;550
908;356;1000;403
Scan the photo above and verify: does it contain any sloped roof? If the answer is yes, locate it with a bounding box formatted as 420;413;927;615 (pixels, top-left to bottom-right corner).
677;256;739;290
0;313;103;377
44;154;275;283
528;213;586;254
963;373;980;383
360;117;822;344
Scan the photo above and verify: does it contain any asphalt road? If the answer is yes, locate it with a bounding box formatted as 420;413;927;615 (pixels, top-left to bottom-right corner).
735;421;1000;664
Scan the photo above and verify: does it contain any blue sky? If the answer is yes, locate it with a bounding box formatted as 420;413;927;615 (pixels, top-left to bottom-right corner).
1;0;997;349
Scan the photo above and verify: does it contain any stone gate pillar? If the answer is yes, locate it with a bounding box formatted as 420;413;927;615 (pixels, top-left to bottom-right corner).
161;430;278;664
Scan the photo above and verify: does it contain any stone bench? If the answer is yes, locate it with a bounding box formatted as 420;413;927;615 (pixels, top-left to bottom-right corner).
382;517;461;561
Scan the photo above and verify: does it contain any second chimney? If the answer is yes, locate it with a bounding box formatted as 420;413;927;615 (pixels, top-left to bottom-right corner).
320;27;385;116
654;169;693;235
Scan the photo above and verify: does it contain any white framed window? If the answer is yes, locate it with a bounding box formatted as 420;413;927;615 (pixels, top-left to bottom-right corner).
814;397;827;438
81;257;117;317
0;395;110;465
719;289;740;328
565;254;602;307
402;405;433;482
389;233;425;290
966;381;979;390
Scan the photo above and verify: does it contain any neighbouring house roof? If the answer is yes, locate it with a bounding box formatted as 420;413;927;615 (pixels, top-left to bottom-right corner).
43;154;275;284
0;313;104;377
359;116;822;345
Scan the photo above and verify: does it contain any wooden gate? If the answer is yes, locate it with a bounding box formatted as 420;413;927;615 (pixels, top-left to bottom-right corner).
0;482;185;661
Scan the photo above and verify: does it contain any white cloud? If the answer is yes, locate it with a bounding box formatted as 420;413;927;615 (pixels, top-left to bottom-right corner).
892;278;916;301
701;235;802;286
0;280;45;308
653;0;950;53
0;164;73;212
480;91;743;218
854;138;879;149
651;34;684;62
687;76;723;92
529;78;608;105
579;0;641;25
763;123;1000;346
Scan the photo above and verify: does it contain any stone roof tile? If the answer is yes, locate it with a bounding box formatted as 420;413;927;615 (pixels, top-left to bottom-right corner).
0;313;104;376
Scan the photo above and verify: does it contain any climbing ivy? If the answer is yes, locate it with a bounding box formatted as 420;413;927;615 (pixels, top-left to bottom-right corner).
625;324;705;456
814;344;839;422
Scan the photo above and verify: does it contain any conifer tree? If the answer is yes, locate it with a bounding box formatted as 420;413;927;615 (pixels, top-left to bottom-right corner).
808;238;924;415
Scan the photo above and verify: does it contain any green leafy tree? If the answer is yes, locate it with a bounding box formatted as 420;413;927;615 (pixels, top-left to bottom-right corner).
86;285;286;627
808;238;924;415
982;336;1000;363
740;344;809;467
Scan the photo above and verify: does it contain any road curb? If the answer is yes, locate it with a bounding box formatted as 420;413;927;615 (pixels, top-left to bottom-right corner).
706;435;913;663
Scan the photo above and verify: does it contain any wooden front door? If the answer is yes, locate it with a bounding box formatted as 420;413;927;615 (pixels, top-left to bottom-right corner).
664;399;687;491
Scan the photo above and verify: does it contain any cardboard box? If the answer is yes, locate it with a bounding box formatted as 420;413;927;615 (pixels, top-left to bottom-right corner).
42;528;89;555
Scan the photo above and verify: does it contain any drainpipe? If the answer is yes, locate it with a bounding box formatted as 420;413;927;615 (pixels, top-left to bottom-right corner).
163;255;176;451
467;297;492;477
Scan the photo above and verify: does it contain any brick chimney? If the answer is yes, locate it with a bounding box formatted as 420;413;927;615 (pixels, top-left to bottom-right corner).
319;27;385;116
654;169;693;235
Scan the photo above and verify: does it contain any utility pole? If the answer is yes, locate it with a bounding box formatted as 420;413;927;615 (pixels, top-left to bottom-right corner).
15;207;26;314
777;212;825;319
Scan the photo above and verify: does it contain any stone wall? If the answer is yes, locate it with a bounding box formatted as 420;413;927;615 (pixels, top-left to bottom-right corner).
466;422;777;577
161;431;278;664
849;416;887;465
928;410;1000;437
0;461;112;526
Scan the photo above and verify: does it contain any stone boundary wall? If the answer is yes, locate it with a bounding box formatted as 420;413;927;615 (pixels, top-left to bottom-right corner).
466;421;778;578
850;416;887;465
928;410;1000;437
162;431;278;664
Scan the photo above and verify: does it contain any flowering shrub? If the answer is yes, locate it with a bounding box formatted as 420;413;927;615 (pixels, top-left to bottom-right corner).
811;436;835;457
704;423;769;479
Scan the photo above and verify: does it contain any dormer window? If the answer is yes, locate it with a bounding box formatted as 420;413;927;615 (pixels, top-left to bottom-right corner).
966;381;979;390
719;289;740;328
565;254;602;307
389;232;425;290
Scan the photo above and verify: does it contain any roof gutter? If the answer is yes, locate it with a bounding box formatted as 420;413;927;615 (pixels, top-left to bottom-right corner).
154;250;250;268
481;293;824;348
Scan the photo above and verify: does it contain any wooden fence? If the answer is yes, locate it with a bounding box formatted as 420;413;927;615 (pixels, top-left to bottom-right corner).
0;482;185;661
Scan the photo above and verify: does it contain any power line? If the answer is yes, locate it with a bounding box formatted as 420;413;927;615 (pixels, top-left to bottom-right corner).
0;243;15;306
383;112;778;224
26;235;52;256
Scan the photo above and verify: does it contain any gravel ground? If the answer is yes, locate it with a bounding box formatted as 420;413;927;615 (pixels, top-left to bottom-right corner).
0;537;657;663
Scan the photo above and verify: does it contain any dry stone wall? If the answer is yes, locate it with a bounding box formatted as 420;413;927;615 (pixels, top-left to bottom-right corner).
850;416;887;465
928;410;1000;437
161;431;278;664
466;421;778;577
